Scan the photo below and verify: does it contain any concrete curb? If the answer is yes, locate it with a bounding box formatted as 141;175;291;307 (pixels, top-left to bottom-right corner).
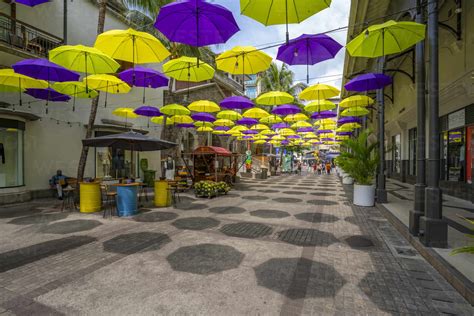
376;203;474;305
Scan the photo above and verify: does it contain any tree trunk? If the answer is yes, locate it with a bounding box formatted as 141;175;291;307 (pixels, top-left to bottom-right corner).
76;0;107;184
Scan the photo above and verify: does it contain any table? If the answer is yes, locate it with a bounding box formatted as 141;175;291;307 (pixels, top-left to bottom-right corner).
112;183;139;217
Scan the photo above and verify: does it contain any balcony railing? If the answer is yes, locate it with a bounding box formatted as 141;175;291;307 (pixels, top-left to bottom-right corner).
0;12;63;58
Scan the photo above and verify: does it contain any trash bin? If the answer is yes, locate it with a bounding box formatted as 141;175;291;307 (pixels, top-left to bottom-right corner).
143;170;156;187
154;180;171;207
80;182;101;213
261;168;268;180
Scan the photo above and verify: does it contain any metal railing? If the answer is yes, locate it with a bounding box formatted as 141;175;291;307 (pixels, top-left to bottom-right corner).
0;12;63;58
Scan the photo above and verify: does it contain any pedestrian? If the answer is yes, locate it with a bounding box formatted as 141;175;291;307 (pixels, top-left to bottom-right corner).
49;170;68;200
313;163;317;174
325;162;331;175
297;161;302;175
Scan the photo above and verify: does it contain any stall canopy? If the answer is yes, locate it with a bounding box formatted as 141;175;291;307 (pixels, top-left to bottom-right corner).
82;132;177;151
193;146;232;157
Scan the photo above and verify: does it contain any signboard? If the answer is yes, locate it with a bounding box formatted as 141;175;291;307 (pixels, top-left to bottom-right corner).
448;109;465;130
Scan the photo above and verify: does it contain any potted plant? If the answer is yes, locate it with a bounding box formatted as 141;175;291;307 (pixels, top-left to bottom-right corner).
338;129;379;206
334;156;354;185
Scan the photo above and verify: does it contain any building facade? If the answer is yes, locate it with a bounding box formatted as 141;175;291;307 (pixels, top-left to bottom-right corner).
342;0;474;201
0;0;166;204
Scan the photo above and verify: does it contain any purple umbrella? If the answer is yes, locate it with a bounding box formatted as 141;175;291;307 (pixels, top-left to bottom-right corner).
321;138;334;141
272;104;301;115
242;130;258;135
243;135;253;139
317;129;333;134
119;67;168;103
15;0;49;7
236;118;258;126
344;73;392;92
337;131;353;136
177;123;195;128
338;116;362;125
297;127;313;133
281;140;290;145
134;106;162;127
311;110;337;119
277;34;343;83
272;122;289;129
220;96;254;110
26;88;70;113
191;112;215;122
287;135;301;139
154;0;239;47
12;58;79;82
214;126;230;131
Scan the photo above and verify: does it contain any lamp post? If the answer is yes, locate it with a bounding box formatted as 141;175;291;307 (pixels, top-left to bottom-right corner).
409;0;426;235
376;56;387;203
420;0;447;247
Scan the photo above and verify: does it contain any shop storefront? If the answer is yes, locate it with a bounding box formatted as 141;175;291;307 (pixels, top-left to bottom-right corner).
0;118;24;188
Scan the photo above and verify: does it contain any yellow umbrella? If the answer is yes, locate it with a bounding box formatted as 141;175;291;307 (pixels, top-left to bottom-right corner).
243;108;270;119
253;134;269;140
256;91;294;105
53;81;99;111
260;129;276;136
284;113;309;122
229;125;248;132
340;95;374;108
160;104;190;116
194;121;214;128
299;83;340;101
308;138;321;143
272;135;285;141
346;20;426;58
0;69;48;107
341;106;370;117
163;56;214;82
151;116;173;125
315;118;336;126
216;46;272;75
304;99;336;112
279;128;295;136
304;134;319;139
197;126;213;132
169;115;194;124
269;140;281;146
291;121;312;129
260;115;282;124
94;28;170;64
214;119;235;127
250;124;270;130
216;110;242;121
335;126;353;133
49;45;120;74
340;122;361;129
84;74;131;107
188;100;220;113
254;140;266;145
112;108;138;126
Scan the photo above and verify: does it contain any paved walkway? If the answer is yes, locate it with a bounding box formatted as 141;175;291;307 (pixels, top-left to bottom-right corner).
0;175;472;315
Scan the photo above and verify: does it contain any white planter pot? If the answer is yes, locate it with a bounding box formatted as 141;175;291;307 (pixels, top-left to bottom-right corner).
353;184;375;207
342;174;354;185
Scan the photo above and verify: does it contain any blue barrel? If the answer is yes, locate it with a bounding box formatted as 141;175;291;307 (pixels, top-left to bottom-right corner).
116;185;138;217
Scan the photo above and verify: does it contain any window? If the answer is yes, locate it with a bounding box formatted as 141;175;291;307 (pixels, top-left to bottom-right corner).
0;119;24;187
409;128;417;175
392;134;401;174
446;128;465;182
94;131;137;178
246;86;257;99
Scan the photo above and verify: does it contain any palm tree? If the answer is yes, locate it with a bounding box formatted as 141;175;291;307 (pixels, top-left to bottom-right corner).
258;62;302;96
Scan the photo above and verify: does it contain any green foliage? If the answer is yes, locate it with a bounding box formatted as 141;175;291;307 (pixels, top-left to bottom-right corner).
258;63;307;98
194;181;230;198
337;129;379;185
450;217;474;256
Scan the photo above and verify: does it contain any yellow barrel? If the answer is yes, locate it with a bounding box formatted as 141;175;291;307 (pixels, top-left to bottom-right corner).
80;182;101;213
154;180;171;207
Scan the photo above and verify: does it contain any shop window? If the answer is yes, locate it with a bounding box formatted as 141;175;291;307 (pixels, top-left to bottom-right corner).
446;128;465;182
391;134;401;174
0;119;24;187
409;128;417;176
94;131;137;179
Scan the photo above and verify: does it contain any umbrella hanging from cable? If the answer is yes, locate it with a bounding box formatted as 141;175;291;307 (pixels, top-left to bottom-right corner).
52;81;98;111
0;69;48;109
220;96;254;110
119;67;168;104
83;74;131;107
134;106;162;127
256;91;294;106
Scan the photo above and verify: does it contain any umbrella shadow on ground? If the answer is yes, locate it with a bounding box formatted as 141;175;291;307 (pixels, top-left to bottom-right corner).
0;236;97;273
272;197;303;204
241;195;269;201
341;235;375;250
8;212;69;225
40;220;102;234
254;258;346;299
277;229;339;247
220;222;273;239
134;211;179;223
167;243;244;275
282;191;307;195
307;199;338;206
172;217;220;230
173;202;208;211
256;189;280;193
250;209;291;219
208;206;247;214
294;212;339;223
103;232;171;255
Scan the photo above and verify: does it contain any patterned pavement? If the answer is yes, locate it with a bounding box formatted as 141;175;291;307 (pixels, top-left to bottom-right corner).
0;174;472;315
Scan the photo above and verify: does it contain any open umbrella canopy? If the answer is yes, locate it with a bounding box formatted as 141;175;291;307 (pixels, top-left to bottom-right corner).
119;67;168;88
220;96;254;110
299;83;339;101
346;20;426;58
15;0;49;7
151;116;173;125
169;115;194;124
134;106;161;117
284;113;309;122
291;121;312;129
338;116;362;125
340;106;370;117
344;73;392;92
339;95;374;108
214;119;235;127
256;91;294;106
12;58;79;82
155;0;239;47
297;127;314;133
272;104;300;115
311;110;337;119
260;129;276;136
260;115;283;125
191;112;216;122
0;69;48;89
304;99;336;112
229;125;248;132
277;34;342;65
279;128;296;136
339;122;362;129
236;117;258;126
216;46;272;74
95;28;170;64
242;108;270;119
188;100;220;113
160;104;190;116
163;57;215;82
82;132;177;151
84;74;131;94
26;88;70;102
250;124;269;131
242;129;259;135
52;81;98;98
49;45;120;74
197;126;214;132
272;122;290;129
216;110;242;121
214;125;231;131
194;121;214;128
176;123;195;128
112;107;139;119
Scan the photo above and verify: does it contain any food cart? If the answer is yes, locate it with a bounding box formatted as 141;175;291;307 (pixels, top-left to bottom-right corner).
192;146;237;184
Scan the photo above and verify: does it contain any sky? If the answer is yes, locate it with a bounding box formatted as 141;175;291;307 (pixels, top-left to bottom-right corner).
209;0;350;89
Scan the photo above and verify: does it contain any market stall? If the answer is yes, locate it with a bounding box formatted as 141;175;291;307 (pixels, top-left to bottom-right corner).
192;146;237;184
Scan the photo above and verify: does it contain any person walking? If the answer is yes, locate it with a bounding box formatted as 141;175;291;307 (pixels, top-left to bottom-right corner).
325;161;331;175
297;161;302;175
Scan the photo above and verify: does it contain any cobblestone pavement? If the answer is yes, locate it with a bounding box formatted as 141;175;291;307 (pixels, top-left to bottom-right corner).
0;175;472;315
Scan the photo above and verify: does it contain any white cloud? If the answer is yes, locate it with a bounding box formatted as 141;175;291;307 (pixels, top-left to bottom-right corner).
210;0;350;89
